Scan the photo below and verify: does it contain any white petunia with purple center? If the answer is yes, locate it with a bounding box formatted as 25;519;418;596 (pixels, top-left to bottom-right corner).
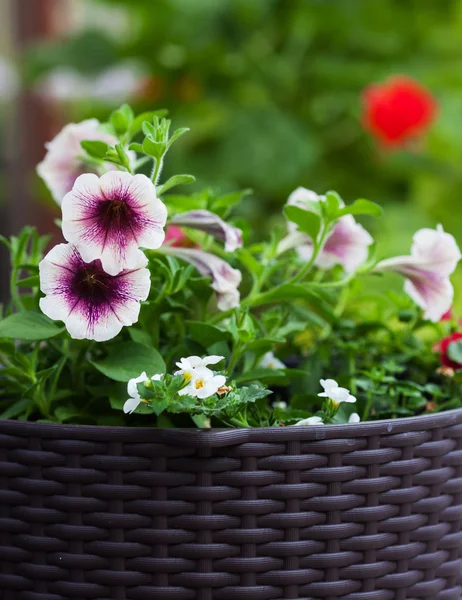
39;243;151;341
62;171;168;276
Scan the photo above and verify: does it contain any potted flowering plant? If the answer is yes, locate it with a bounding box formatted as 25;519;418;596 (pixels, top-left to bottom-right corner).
1;105;461;599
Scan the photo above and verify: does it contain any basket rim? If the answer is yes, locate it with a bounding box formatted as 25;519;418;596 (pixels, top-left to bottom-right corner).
1;407;461;446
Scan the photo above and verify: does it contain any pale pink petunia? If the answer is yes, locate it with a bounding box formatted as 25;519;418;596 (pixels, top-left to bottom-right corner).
61;171;167;276
39;243;150;342
282;187;373;273
375;225;461;322
37;119;120;206
170;210;243;252
162;247;241;311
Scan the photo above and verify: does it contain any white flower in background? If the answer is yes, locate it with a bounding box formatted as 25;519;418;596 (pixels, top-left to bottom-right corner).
295;416;324;426
39;243;150;342
162;247;242;311
349;412;361;423
175;355;224;382
170;210;243;252
92;61;148;104
259;352;285;370
37;119;120;205
37;68;91;102
124;373;163;414
318;379;356;405
0;56;19;101
281;187;373;273
375;225;461;322
37;61;148;105
62;171;167;276
273;400;287;409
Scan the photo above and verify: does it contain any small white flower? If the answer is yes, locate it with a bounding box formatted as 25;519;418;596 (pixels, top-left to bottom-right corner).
259;352;285;370
273;400;287;410
349;412;361;423
294;416;324;426
174;355;225;382
124;373;163;414
178;373;227;399
318;378;356;404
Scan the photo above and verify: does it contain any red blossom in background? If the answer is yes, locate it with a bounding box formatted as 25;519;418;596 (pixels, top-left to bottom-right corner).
440;332;462;370
361;76;437;147
164;225;197;248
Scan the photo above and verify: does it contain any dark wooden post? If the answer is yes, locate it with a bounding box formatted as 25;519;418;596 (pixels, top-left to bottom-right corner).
1;0;63;305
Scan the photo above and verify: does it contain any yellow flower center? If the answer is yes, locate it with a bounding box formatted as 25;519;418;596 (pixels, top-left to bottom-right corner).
184;372;193;382
195;379;205;390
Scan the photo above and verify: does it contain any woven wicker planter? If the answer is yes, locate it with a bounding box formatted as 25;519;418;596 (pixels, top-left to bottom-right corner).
1;409;462;600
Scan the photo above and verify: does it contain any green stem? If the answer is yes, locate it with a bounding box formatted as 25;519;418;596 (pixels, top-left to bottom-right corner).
10;266;24;311
362;391;374;421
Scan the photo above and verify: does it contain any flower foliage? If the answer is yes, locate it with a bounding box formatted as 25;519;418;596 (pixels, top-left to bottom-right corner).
1;104;461;428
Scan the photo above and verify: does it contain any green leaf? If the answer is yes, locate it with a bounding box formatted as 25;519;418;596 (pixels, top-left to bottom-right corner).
16;275;40;287
142;136;165;159
252;284;334;321
187;321;230;349
110;104;134;135
210;189;252;214
447;340;462;365
167;127;190;148
90;342;165;382
325;191;342;219
337;199;383;218
158;174;196;195
128;142;144;153
235;368;288;385
284;205;321;242
128;328;153;347
80;140;109;160
0;312;64;340
0;398;32;419
129;110;168;137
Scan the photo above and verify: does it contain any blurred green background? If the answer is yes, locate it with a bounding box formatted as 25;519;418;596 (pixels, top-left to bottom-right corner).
3;0;462;304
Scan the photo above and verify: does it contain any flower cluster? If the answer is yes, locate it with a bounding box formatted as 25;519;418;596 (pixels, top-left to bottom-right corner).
124;354;227;415
1;104;461;429
37;112;243;341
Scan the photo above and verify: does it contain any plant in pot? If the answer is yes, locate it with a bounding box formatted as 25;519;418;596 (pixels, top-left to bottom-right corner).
1;105;461;600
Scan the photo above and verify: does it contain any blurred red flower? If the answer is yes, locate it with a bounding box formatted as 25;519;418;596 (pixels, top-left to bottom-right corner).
440;331;462;370
362;76;437;147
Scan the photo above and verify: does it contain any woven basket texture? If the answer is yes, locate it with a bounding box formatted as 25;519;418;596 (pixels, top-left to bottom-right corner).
0;410;462;600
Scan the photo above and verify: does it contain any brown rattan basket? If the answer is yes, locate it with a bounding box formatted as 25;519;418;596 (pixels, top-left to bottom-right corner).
1;409;462;599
